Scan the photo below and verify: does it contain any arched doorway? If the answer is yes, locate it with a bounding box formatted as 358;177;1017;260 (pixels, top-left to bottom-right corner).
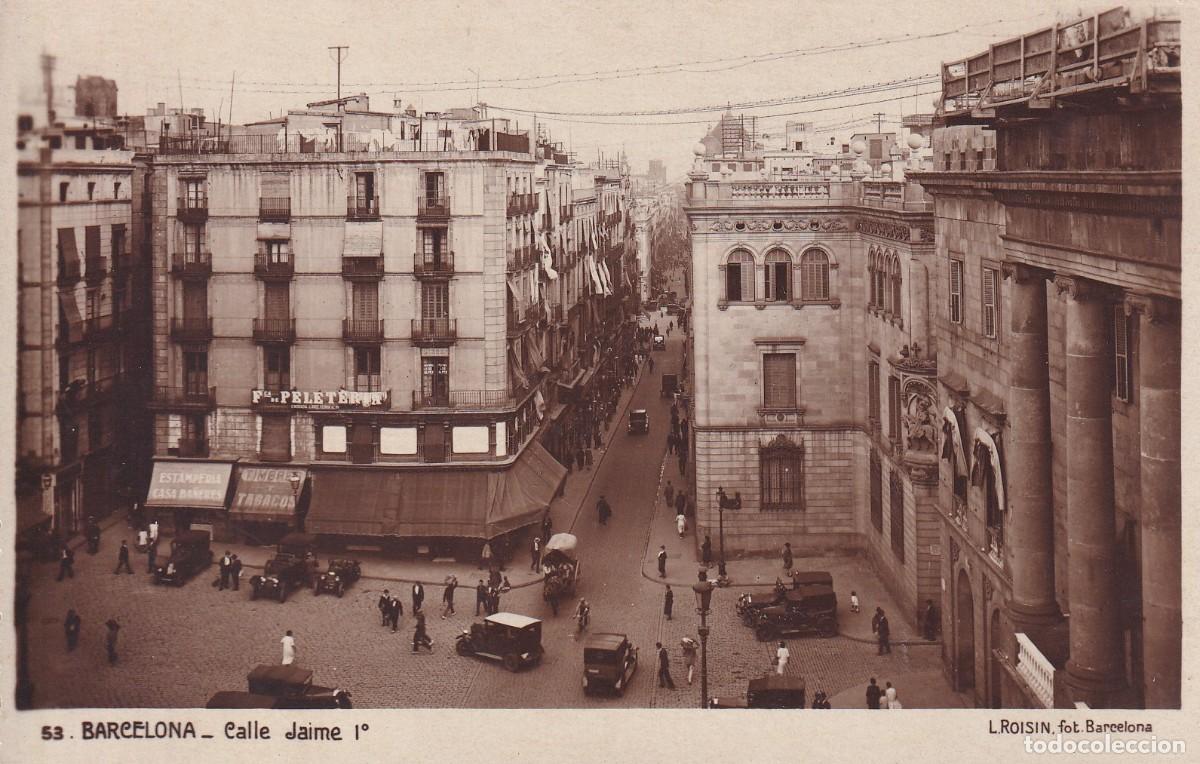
989;609;1003;708
956;568;976;693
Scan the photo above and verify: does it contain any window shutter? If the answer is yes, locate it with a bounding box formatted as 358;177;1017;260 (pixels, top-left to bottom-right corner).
888;376;901;439
422;282;448;319
265;283;289;320
982;267;996;337
725;264;740;301
261;172;289;199
763;353;797;409
949;259;963;322
763;262;774;301
741;260;755;302
868;362;880;421
870;451;883;531
353;282;379;321
1114;306;1130;401
890;471;905;561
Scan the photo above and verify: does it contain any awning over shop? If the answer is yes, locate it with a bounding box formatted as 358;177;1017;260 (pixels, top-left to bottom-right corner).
145;460;234;510
343;221;383;257
304;442;566;540
230;466;308;523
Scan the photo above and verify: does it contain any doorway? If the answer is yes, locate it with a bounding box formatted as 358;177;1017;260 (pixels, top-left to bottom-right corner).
956;568;976;694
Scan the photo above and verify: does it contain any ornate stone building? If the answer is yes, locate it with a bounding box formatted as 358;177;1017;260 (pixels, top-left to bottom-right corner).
913;6;1180;709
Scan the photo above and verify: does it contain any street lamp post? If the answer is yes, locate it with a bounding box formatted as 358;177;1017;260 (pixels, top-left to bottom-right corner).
289;472;302;530
715;487;741;579
693;577;714;709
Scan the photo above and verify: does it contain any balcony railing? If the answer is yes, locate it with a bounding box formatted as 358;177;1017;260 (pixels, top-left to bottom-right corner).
84;256;107;283
861;180;933;212
1015;633;1056;708
411;317;456;345
413;250;455;277
150;385;216;409
507;192;535;216
346;195;380;221
259;197;291;222
171;251;212;277
343;318;384;343
252;318;296;344
341;256;384;279
57;259;82;286
411;389;516;410
176;438;210;458
418;195;450;218
177;195;209;222
253;252;294;279
170;317;213;342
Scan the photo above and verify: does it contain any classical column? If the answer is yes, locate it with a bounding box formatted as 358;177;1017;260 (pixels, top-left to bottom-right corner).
1129;295;1181;709
1057;276;1124;707
1003;264;1060;644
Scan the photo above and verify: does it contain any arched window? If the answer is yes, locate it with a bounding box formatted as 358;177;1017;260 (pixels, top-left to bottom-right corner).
890;255;902;318
867;248;878;307
724;250;754;302
761;435;805;511
764;249;792;302
800;248;830;301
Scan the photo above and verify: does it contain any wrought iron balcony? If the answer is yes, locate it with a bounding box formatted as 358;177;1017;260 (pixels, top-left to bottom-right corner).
177;195;208;222
411;389;516;410
417;195;450;219
259;197;291;222
414;250;455;278
252;318;296;344
507;192;535;216
84;314;115;342
343;318;384;343
84;256;107;284
176;437;210;458
346;194;380;221
341;256;384;279
253;252;294;279
170;316;213;342
57;259;81;286
171;251;212;278
411;317;456;346
149;385;216;410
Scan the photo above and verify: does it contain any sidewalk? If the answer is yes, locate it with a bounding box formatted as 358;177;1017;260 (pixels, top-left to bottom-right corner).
829;670;969;710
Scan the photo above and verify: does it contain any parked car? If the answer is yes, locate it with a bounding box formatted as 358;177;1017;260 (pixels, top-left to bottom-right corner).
314;558;361;597
627;409;649;435
205;664;353;709
583;633;638;696
660;373;678;398
753;585;839;641
710;676;807;709
652;335;666;351
738;572;834;626
456;612;544;672
250;533;319;602
152;530;214;586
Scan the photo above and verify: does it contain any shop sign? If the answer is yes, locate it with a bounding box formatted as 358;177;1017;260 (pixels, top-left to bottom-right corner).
251;389;390;410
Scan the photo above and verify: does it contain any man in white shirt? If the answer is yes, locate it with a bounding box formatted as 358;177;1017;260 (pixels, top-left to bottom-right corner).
775;641;790;675
148;520;159;543
281;630;296;665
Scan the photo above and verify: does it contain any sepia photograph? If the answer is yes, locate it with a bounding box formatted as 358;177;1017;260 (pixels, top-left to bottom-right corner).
1;0;1189;759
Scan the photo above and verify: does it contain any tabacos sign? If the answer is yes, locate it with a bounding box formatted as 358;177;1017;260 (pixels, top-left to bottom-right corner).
251;389;389;410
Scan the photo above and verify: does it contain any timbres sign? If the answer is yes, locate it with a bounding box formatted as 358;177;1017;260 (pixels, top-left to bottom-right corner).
251;389;389;410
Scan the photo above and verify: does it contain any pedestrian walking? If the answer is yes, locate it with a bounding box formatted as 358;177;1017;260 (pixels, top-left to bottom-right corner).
663;585;674;620
872;606;883;634
541;514;553;546
656;642;676;689
148;519;159;544
584;448;593;470
664;480;675;507
85;516;100;554
378;589;392;626
105;619;120;665
657;546;668;578
680;637;698;685
530;536;542;571
575;446;585;472
388;595;403;632
488;585;501;615
681;418;689;441
885;682;900;709
666;431;676;455
775;641;790;675
217;551;232;589
114;540;133;574
922;599;939;641
850;590;860;613
674;491;686;517
866;677;883;709
782;542;793;572
475;580;488;616
412;613;433;652
146;539;158;574
701;536;712;567
64;609;81;652
137;527;149;551
593;428;601;449
441;576;457;618
480;540;492;570
548;587;560;616
678;450;687;477
597;495;612;526
676;512;686;538
412;582;425;614
231;554;242;591
280;630;296;664
878;611;891;655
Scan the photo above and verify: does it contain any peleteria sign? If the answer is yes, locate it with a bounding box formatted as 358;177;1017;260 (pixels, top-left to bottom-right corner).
251;389;389;410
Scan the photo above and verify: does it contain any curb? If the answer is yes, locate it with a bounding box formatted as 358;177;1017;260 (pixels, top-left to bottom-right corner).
233;562;545;591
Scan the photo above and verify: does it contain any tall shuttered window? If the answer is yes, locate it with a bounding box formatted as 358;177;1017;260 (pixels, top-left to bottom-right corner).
763;353;797;409
764;249;791;302
800;249;830;301
982;266;998;338
870;451;883;532
422;282;448;320
949;258;963;324
868;361;881;423
1114;305;1131;402
724;250;754;302
890;258;902;318
889;470;905;562
888;376;901;441
355;347;381;392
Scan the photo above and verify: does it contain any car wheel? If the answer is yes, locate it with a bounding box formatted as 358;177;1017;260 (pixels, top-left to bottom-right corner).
503;654;522;672
755;624;775;642
455;640;472;656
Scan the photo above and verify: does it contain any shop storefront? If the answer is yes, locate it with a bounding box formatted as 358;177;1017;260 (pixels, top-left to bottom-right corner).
144;460;234;540
229;465;308;544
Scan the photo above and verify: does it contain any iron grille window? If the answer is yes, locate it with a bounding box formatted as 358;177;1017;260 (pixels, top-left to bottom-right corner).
869;451;883;532
800;249;830;301
949;258;963;324
888;376;901;441
763;353;797;409
868;361;881;422
761;440;804;511
889;470;905;561
982;266;998;338
1114;305;1131;402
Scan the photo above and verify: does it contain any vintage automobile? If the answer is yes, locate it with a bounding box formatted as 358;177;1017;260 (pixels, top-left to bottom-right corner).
652;335;666;351
204;665;352;709
661;373;678;398
542;533;581;602
790;570;834;588
753;585;839;641
314;558;361;597
737;572;834;625
710;676;807;709
250;533;319;602
152;530;214;586
582;632;638;696
627;409;649;435
456;612;544;672
665;303;683;316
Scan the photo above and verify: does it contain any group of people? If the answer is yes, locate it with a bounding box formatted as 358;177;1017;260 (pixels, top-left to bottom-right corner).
216;551;244;591
373;583;439;652
866;677;903;709
655;637;700;689
61;609;122;665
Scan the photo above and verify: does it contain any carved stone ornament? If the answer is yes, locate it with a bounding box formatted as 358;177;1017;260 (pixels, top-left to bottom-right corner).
901;385;938;453
919;225;935;243
710;219;736;232
856;217;912;243
982;576;994;602
708;218;849;233
690;220;699;232
892;342;937;375
949;537;960;563
1053;275;1112;303
1124;293;1181;325
906;462;939;485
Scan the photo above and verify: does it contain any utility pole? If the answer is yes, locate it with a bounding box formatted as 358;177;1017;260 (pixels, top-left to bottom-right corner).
41;53;56;124
873;111;885;134
328;46;349;152
468;68;480;109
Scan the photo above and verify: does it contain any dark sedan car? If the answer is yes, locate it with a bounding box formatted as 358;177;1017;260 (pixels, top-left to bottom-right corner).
152;530;214;586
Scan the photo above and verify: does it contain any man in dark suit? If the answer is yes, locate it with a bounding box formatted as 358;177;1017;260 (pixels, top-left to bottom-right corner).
388;595;403;632
378;589;391;626
114;541;133;574
877;611;891;655
412;582;424;614
656;642;675;689
57;545;74;581
230;555;243;591
475;580;488;616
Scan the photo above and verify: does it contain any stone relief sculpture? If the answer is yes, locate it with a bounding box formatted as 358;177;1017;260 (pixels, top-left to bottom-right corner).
902;389;937;452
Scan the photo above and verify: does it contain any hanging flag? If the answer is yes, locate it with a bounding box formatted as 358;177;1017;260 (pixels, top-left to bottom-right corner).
540;234;559;280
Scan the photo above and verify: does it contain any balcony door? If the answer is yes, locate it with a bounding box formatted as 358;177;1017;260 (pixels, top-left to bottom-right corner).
183;351;207;397
423;171;444;203
422;357;449;407
352;282;378;322
354;172;375;205
265;283;290;322
183;282;207;321
422;227;446;268
264;347;290;391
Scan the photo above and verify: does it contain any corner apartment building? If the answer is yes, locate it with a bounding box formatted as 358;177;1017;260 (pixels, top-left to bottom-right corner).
912;6;1180;709
16;114;151;540
684;133;939;626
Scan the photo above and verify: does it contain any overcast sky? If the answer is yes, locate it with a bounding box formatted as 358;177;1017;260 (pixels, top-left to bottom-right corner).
5;0;1106;177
